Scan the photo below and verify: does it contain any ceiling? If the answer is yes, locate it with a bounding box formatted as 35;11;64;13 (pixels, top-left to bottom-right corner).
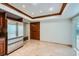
1;3;79;22
8;3;66;19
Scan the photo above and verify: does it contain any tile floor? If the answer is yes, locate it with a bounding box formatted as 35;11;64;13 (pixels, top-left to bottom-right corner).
8;40;75;56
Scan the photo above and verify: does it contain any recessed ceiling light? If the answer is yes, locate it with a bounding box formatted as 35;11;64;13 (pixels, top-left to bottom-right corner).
31;12;34;15
32;3;38;6
40;11;43;13
49;8;53;11
22;5;26;8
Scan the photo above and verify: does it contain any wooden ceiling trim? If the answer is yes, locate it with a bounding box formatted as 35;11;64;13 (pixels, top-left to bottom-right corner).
1;3;67;19
59;3;67;14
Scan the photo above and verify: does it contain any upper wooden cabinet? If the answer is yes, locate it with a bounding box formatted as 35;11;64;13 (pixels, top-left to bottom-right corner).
0;13;7;37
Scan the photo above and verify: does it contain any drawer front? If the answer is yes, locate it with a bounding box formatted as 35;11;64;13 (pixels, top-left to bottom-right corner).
0;42;4;55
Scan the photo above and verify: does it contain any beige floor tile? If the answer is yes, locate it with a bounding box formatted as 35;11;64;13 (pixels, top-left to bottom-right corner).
8;40;75;56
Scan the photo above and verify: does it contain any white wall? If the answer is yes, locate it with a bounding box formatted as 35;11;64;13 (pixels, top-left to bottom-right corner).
24;23;28;37
23;23;30;40
27;23;30;40
40;19;72;45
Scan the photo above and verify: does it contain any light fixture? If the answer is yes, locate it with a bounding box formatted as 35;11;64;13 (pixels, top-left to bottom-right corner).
40;11;43;13
22;5;26;8
49;8;53;11
31;12;34;15
32;3;38;6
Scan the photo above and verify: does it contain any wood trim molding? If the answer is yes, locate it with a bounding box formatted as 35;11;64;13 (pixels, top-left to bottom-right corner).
1;3;67;19
59;3;67;14
7;17;23;22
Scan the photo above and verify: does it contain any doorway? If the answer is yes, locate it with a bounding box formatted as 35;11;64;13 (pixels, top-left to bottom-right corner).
30;22;40;40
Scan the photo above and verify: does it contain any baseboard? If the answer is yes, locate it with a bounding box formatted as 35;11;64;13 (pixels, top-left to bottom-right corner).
40;40;72;47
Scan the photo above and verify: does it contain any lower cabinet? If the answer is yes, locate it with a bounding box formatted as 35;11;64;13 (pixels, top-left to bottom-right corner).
0;40;5;56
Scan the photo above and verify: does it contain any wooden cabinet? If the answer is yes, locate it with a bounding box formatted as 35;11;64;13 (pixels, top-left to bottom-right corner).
0;10;23;55
0;39;5;55
0;13;3;37
0;12;7;55
0;13;7;37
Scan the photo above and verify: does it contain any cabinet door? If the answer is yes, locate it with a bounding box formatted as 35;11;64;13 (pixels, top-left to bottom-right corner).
0;42;4;55
0;14;3;36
